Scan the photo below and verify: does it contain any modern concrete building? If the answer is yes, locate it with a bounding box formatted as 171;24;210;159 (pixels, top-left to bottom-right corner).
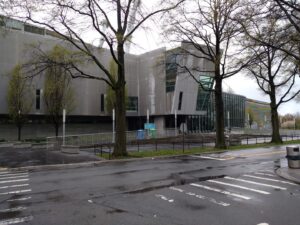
0;16;247;139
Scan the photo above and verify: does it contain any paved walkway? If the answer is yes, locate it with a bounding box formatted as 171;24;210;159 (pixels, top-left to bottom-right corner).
276;164;300;184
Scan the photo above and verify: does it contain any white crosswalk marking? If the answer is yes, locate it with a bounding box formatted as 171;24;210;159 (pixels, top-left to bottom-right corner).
0;175;28;180
0;207;27;213
0;173;28;178
0;184;29;189
225;176;287;190
0;216;33;225
190;183;251;200
0;171;10;175
243;175;297;186
7;196;32;202
208;180;271;195
0;189;31;195
0;179;29;184
255;172;276;177
0;170;33;225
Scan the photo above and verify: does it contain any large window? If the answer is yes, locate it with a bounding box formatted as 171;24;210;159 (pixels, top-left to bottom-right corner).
178;92;183;111
127;97;138;111
196;74;214;111
24;24;44;35
36;89;41;110
166;52;178;92
100;94;105;112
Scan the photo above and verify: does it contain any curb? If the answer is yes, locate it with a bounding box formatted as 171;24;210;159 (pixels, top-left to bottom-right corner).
5;154;190;172
275;168;300;185
3;149;229;172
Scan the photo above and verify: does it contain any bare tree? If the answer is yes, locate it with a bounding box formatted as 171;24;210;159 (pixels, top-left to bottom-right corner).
241;0;300;62
164;0;248;149
7;0;184;156
241;12;300;143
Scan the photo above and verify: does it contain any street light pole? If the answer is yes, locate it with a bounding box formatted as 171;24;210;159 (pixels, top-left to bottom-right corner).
112;109;115;143
175;109;177;136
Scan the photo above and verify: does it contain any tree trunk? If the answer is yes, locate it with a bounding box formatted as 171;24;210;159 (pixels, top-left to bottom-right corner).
17;124;21;141
214;77;226;149
270;94;282;143
55;123;59;137
113;41;127;156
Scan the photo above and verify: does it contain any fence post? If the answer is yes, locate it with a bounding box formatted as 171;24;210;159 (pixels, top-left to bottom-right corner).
155;139;158;152
246;136;248;145
256;137;257;144
182;128;185;153
137;140;139;152
173;142;175;151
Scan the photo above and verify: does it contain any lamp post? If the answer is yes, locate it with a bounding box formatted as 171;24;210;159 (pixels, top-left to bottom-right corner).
175;109;177;136
112;109;115;143
147;108;149;124
227;111;230;132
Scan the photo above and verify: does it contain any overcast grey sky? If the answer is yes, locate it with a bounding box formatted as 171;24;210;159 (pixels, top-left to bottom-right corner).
125;6;300;116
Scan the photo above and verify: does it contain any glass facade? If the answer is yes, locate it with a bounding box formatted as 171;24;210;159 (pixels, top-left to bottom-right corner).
188;92;246;133
222;93;246;128
165;52;178;92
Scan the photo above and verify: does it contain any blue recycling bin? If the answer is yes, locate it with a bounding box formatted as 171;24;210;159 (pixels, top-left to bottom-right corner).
136;130;145;140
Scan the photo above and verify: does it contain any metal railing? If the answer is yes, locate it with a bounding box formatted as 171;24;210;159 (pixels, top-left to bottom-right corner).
46;129;177;150
46;128;300;152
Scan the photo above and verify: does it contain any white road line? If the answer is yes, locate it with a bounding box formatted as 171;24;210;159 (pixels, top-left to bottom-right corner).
7;196;32;202
260;161;273;164
0;207;27;213
208;180;270;195
190;183;251;200
243;175;297;186
192;155;232;161
0;179;29;184
0;175;28;180
0;189;31;195
0;173;28;178
0;216;33;225
255;172;276;177
170;187;230;207
260;170;274;173
225;177;287;190
155;194;174;203
0;184;29;189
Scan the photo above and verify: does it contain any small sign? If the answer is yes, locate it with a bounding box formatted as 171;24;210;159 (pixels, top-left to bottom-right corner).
144;123;155;130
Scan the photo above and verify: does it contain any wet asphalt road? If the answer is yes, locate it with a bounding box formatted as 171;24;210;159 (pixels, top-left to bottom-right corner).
0;145;299;225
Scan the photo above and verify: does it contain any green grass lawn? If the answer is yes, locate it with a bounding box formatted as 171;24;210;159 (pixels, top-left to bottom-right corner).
98;139;300;160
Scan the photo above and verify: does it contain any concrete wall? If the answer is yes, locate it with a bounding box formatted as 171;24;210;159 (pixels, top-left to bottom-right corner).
0;123;112;141
0;27;140;117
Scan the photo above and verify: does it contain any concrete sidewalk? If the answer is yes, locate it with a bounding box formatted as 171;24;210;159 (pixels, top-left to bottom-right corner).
276;166;300;185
